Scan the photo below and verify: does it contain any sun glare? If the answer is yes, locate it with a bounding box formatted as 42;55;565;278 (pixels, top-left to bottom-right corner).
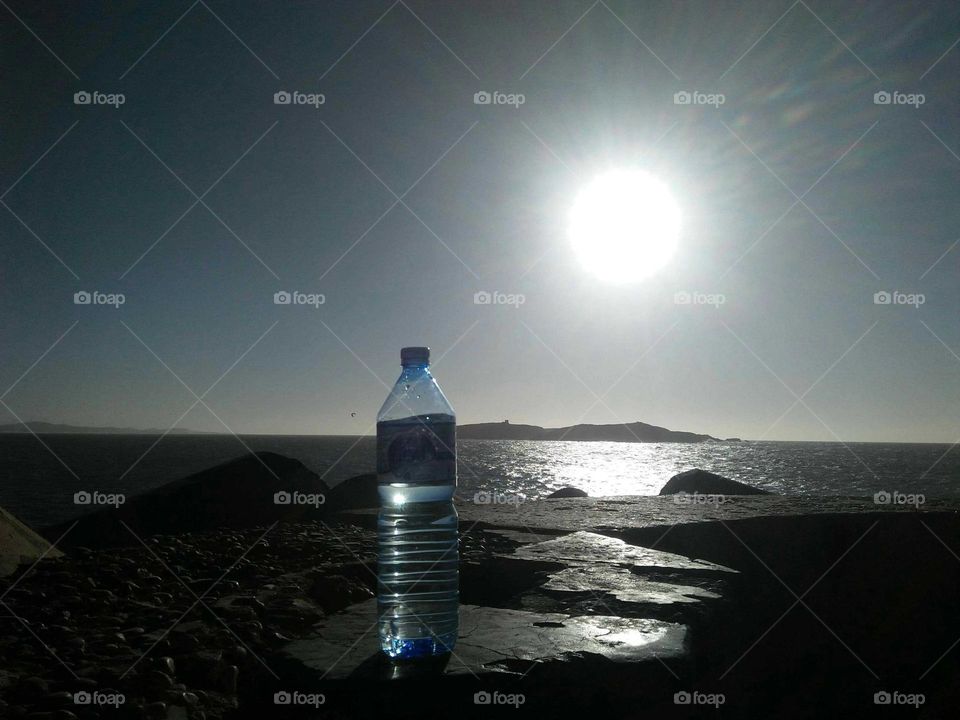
569;169;681;283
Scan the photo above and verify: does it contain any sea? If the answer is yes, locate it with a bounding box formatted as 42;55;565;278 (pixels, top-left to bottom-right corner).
1;434;957;529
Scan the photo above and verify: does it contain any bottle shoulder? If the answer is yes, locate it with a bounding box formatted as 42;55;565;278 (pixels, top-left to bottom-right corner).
377;367;455;422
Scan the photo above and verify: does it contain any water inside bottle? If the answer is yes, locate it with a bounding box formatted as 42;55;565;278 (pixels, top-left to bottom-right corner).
377;413;458;659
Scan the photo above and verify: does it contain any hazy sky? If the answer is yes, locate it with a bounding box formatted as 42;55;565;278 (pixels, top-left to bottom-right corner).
2;1;959;442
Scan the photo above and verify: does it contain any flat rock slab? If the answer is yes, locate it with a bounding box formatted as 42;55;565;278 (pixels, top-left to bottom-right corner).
541;566;721;604
508;530;735;573
283;599;686;679
503;531;734;608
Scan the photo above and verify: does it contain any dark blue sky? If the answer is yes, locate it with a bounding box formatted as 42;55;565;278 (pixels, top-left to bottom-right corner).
2;1;959;441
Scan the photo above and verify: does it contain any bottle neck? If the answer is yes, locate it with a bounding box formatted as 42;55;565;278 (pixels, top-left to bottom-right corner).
400;363;430;374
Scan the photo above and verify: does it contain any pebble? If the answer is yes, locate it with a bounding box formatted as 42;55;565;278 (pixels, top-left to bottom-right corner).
45;691;74;706
145;670;174;690
215;665;238;693
222;606;257;622
167;634;199;653
143;701;167;719
223;645;247;663
17;676;48;700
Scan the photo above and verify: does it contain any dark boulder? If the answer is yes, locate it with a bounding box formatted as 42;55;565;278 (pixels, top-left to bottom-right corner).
547;487;589;499
659;469;770;496
325;473;379;511
44;453;329;549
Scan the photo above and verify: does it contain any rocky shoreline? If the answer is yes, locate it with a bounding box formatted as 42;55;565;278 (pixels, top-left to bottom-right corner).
2;456;959;718
0;521;377;718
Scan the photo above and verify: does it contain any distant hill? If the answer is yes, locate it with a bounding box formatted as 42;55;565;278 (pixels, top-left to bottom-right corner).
459;420;724;443
0;421;209;435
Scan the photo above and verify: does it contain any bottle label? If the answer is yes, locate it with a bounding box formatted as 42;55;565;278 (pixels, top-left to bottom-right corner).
377;417;456;486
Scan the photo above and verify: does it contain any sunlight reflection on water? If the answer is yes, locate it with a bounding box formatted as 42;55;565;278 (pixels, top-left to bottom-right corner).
455;439;960;500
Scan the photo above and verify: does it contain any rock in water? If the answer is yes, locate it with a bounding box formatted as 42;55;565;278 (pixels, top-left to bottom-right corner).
547;487;589;499
44;452;329;549
0;505;63;577
659;468;770;496
324;473;378;511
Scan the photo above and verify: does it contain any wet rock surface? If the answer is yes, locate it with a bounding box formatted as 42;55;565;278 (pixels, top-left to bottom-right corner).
284;530;733;681
284;599;688;677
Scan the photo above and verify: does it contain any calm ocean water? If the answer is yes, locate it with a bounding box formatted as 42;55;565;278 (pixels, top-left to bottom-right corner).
1;434;958;528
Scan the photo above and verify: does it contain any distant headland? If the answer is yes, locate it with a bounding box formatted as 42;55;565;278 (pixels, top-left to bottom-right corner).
459;420;742;443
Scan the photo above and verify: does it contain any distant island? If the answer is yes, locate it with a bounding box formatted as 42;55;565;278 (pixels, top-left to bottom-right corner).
459;420;741;443
0;421;209;435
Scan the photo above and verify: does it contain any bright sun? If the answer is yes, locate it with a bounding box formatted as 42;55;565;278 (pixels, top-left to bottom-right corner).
569;169;681;283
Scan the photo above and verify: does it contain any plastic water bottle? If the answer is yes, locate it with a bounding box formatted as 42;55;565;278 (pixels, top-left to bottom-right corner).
377;346;458;659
